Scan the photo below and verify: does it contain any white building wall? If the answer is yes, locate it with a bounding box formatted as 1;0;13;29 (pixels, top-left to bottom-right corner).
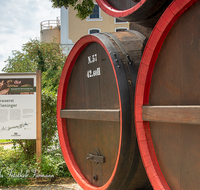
60;7;74;55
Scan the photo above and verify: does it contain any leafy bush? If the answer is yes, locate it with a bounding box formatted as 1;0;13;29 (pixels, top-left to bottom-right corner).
0;38;71;187
41;90;58;151
2;38;66;157
0;147;33;186
40;149;71;178
0;146;71;187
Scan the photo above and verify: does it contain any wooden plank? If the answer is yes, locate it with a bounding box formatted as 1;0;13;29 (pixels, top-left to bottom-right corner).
36;70;42;164
0;73;37;76
60;109;120;122
142;106;200;124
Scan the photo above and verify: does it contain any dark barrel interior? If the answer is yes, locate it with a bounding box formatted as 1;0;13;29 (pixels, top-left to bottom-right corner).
106;0;137;11
57;31;153;190
96;0;173;28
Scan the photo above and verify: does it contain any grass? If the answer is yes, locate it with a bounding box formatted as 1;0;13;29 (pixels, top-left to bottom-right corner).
0;139;11;143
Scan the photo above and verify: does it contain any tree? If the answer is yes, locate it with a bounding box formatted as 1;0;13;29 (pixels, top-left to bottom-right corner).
51;0;94;20
3;39;65;91
3;39;67;157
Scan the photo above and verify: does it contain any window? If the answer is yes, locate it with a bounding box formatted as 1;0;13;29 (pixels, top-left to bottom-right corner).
115;18;128;24
89;28;101;34
90;4;100;18
115;28;128;32
87;4;102;21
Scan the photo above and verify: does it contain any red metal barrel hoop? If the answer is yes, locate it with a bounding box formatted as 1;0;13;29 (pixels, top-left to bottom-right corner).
57;35;122;190
134;0;199;189
57;31;152;190
96;0;173;27
96;0;146;17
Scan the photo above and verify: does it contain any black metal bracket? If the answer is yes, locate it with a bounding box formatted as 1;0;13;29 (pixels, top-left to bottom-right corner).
86;148;105;164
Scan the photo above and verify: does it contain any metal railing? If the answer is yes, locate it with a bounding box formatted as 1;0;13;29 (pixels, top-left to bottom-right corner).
40;17;60;31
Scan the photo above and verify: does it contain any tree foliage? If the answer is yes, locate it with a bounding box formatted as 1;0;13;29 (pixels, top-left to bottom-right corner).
3;39;67;156
51;0;94;20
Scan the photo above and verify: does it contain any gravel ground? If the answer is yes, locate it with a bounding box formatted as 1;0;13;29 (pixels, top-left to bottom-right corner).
0;178;83;190
0;183;83;190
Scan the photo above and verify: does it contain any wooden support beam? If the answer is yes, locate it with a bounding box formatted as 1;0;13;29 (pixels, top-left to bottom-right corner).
60;109;120;122
142;106;200;125
36;70;42;164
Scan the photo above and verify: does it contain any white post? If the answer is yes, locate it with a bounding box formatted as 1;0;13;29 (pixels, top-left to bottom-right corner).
61;6;69;45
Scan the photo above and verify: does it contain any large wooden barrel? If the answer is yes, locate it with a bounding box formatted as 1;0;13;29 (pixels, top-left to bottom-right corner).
57;31;153;190
135;0;200;189
96;0;173;28
129;22;153;38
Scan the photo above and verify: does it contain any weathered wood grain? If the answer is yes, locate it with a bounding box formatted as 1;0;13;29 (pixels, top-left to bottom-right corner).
60;109;120;121
143;106;200;124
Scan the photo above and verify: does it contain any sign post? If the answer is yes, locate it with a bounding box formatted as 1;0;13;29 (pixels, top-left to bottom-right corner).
0;71;42;161
36;70;42;163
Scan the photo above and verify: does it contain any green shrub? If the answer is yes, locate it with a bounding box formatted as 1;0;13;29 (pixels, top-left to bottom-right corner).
0;147;33;186
40;149;71;178
2;38;66;158
0;146;71;187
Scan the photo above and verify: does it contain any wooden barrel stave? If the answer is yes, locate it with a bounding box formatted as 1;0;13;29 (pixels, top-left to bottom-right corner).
57;31;153;190
129;22;153;38
135;0;200;189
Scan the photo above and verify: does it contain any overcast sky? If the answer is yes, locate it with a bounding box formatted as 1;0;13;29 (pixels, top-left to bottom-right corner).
0;0;60;71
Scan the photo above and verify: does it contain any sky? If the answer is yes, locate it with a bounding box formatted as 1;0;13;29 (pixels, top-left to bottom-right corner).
0;0;60;71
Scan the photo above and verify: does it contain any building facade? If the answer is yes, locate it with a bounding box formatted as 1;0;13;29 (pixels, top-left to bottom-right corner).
66;4;129;43
40;19;60;43
41;1;129;54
